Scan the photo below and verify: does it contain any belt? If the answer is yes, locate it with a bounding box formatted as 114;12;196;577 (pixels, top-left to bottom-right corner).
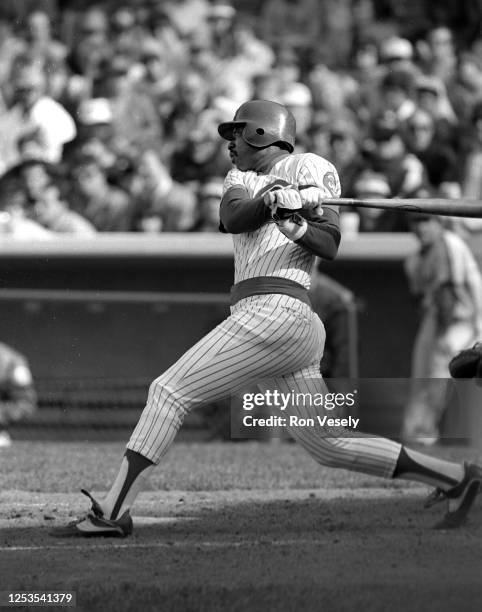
230;276;311;308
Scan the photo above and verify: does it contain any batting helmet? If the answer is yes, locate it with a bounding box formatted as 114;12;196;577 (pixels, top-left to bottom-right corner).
218;100;296;153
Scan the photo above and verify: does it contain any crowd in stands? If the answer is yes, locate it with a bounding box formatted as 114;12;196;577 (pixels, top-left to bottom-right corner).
0;0;481;237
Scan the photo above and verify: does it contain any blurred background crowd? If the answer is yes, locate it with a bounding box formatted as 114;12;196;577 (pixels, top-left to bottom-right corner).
0;0;481;237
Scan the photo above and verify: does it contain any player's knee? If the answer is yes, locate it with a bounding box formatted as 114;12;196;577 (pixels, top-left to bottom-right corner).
147;378;188;421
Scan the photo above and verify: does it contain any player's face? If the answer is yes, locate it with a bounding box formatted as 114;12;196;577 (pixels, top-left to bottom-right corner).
228;127;259;171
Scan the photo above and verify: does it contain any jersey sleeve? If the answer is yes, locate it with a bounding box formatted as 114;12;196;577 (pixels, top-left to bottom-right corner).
220;169;270;234
222;168;246;194
294;154;341;259
298;153;341;199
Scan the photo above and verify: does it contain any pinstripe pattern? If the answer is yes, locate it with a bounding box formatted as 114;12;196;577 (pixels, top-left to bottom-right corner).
224;154;341;289
128;294;325;462
127;152;401;477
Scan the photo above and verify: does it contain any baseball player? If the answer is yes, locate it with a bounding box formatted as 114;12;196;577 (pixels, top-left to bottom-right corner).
55;100;481;537
403;214;482;445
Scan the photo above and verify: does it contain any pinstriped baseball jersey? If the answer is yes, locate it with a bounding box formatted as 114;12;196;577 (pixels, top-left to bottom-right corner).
128;148;402;479
223;153;341;289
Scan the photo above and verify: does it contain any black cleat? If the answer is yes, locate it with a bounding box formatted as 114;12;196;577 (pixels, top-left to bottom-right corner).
432;463;482;529
50;489;133;538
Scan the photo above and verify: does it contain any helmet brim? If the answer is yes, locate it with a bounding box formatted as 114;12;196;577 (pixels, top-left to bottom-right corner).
218;120;246;141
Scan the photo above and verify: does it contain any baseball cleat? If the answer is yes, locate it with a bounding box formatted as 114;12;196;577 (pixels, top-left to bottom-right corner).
50;489;133;538
429;462;482;529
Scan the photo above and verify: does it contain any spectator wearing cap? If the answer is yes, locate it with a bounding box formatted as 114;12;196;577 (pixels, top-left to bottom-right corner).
404;108;458;191
63;98;117;176
379;37;418;77
193;178;225;232
8;58;76;164
352;170;410;232
414;75;457;145
280;83;313;152
378;69;416;125
70;154;132;232
364;116;426;198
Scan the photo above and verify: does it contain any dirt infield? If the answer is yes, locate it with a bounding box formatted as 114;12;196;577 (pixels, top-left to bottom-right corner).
1;441;481;612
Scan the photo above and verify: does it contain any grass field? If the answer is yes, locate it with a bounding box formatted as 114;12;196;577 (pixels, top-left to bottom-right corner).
1;440;481;612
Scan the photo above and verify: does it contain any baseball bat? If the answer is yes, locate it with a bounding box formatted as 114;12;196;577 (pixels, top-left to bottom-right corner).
328;198;482;218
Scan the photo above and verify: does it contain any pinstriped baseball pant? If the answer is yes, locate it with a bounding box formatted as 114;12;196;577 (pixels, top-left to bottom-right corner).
128;294;401;476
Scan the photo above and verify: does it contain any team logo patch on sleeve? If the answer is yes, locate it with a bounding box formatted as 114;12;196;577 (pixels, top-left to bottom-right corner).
322;172;338;197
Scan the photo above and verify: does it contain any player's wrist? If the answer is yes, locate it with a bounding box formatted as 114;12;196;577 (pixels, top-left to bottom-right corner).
276;217;308;241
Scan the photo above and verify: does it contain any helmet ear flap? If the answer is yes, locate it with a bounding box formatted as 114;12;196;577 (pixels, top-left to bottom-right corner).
218;100;296;151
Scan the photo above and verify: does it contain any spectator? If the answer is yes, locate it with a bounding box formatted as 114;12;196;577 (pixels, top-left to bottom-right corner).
404;109;458;190
448;51;482;126
352;170;410;233
0;341;37;449
94;56;162;153
280;83;313;152
413;75;457;145
171;108;231;184
70;155;132;232
379;37;417;77
130;150;197;232
419;26;457;84
9;58;76;163
24;10;66;66
28;184;96;236
378;69;416;125
0;172;52;240
328;115;364;197
307;112;332;159
260;0;321;55
193;178;225;232
365;116;425;197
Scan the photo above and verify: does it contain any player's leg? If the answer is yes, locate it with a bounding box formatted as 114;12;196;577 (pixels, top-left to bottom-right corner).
267;368;463;484
271;367;480;527
71;295;325;531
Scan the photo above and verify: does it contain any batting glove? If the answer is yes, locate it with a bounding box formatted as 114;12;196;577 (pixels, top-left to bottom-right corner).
299;186;325;218
264;187;302;220
263;188;307;240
